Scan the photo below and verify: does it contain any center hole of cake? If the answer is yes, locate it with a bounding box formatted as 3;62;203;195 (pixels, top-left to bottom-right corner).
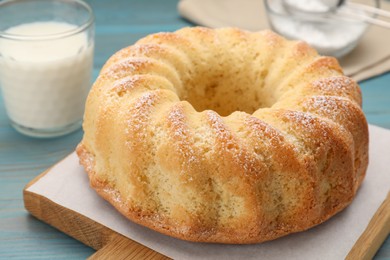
181;70;271;116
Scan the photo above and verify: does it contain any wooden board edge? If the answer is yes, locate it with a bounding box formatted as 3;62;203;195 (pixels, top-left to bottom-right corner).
22;157;388;259
346;191;390;260
88;232;170;260
23;166;170;259
24;187;114;250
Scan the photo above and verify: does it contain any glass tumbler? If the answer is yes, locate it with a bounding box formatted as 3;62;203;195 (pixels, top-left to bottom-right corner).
0;0;94;138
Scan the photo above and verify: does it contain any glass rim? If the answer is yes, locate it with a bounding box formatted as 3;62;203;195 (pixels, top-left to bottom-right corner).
0;0;94;41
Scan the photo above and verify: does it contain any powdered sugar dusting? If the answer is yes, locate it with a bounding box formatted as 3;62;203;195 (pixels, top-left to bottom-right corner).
304;96;353;122
248;116;281;137
125;91;158;148
112;75;144;93
103;187;122;203
135;92;155;109
132;43;166;56
207;111;260;176
167;105;198;175
245;116;286;149
244;115;305;169
104;57;154;80
284;110;330;139
311;76;359;100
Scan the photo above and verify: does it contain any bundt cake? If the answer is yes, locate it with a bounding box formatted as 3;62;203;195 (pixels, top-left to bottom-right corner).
77;27;369;244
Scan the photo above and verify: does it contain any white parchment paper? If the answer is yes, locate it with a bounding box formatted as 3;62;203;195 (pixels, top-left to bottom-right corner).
27;124;390;259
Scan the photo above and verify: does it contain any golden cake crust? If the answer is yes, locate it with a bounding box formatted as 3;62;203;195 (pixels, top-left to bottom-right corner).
77;27;368;244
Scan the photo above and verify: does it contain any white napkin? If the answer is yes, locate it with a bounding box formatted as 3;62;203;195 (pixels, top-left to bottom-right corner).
178;0;390;82
27;124;390;259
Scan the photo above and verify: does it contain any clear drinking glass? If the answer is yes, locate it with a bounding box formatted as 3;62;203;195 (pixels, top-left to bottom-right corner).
0;0;94;138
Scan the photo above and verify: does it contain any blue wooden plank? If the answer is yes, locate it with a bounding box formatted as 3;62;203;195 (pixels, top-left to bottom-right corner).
360;72;390;130
0;0;389;259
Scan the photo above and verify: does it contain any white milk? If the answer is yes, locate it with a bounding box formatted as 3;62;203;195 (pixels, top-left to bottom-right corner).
0;21;93;132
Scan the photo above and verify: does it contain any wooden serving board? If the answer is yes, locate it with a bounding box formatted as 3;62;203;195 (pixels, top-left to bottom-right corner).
24;167;390;260
23;169;169;260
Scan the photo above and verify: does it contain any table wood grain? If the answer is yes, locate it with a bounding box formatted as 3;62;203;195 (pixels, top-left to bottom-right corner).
0;0;389;259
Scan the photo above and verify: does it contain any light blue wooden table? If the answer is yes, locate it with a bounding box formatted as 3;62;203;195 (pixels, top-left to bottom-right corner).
0;0;389;258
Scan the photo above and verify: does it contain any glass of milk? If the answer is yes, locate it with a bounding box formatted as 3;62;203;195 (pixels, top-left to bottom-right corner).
0;0;94;138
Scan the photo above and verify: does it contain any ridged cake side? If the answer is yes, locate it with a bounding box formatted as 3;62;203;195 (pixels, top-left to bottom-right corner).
77;27;368;244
